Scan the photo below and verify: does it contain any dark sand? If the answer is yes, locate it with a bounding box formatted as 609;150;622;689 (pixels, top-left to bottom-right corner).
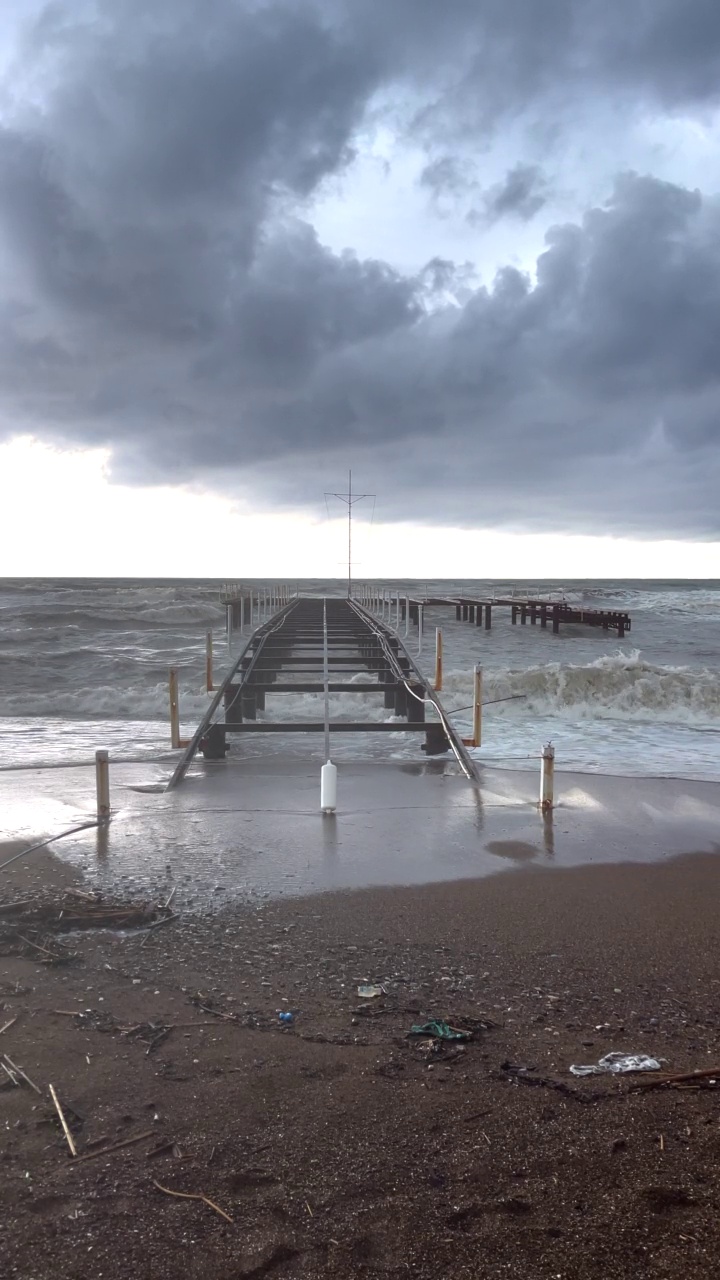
2;848;720;1278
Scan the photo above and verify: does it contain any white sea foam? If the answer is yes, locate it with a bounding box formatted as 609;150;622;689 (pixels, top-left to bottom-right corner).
440;652;720;728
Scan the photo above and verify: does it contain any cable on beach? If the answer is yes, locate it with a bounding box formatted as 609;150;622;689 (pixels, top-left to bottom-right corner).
0;821;102;874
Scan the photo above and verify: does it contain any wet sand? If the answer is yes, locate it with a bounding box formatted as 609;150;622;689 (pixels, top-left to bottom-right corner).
2;839;720;1278
2;759;720;903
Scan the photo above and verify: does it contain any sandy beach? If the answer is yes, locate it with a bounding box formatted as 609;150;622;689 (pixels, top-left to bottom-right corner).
2;817;720;1279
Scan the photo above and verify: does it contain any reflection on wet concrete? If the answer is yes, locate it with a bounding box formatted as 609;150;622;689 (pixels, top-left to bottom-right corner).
0;758;719;908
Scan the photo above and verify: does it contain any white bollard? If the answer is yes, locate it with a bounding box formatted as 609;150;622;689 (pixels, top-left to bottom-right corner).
95;749;110;821
540;743;555;811
321;760;337;814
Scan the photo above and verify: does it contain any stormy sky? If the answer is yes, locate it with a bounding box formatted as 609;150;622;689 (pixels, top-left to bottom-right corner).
1;0;720;542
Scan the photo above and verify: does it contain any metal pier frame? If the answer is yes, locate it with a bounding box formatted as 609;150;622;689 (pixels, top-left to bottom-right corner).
167;597;477;789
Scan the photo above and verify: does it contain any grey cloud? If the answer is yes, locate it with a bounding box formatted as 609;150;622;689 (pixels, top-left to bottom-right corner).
420;156;477;198
0;2;719;538
469;164;550;225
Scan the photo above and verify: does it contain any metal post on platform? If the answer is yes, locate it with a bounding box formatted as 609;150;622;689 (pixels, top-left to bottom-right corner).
240;594;245;635
206;631;213;693
434;628;443;691
226;604;233;651
169;668;180;749
396;594;400;631
473;664;482;748
418;605;424;656
95;749;110;821
540;743;555;811
405;596;410;638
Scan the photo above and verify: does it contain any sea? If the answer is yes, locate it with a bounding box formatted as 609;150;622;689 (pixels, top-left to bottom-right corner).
0;578;718;785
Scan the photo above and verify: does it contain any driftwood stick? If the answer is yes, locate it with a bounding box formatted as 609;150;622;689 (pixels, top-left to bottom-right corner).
0;1017;18;1035
70;1129;155;1164
152;1179;233;1224
637;1066;720;1090
49;1084;77;1157
1;1060;18;1086
17;934;56;957
3;1054;41;1095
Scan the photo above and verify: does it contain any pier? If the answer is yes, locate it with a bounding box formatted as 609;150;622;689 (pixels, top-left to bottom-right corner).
361;589;631;638
168;596;477;789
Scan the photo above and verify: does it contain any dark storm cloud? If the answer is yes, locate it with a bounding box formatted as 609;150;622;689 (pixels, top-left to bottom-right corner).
469;165;550;225
0;1;720;537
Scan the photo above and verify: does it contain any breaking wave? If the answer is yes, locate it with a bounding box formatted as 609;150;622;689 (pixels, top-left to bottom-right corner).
442;651;720;728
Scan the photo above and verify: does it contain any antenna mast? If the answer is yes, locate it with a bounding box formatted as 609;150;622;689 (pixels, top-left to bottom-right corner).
325;470;374;598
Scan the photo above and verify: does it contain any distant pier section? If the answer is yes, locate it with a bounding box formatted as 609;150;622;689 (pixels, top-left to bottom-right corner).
360;589;631;638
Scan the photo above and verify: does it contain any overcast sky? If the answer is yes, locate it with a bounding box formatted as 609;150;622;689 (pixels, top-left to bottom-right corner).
0;0;719;575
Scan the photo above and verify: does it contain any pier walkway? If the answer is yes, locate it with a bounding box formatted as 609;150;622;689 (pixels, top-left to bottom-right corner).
168;597;476;789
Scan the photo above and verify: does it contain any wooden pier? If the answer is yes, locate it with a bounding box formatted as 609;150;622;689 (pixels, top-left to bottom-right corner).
361;590;631;638
168;597;476;788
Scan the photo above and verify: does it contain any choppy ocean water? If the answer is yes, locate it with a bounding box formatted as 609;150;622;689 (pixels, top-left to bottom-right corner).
0;578;718;783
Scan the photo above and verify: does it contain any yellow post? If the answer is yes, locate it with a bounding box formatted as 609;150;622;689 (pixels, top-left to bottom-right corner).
434;628;443;691
206;630;213;693
169;668;180;749
472;664;482;748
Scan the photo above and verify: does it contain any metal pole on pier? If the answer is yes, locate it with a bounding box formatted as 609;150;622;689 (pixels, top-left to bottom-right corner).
434;628;443;691
320;599;337;814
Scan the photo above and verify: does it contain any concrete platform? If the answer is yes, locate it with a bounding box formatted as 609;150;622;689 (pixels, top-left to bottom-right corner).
1;756;719;907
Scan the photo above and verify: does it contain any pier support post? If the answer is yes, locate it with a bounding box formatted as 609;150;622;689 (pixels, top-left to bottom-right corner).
206;631;214;693
95;750;110;821
530;604;537;625
552;606;560;635
485;604;492;631
521;606;527;624
512;606;518;624
434;628;443;691
540;743;555;811
455;604;461;621
169;668;180;749
540;605;547;629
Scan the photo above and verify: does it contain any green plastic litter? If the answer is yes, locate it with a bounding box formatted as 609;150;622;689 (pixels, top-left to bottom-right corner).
409;1020;471;1041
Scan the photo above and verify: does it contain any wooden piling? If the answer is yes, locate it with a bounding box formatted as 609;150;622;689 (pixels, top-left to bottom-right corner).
472;665;482;748
95;750;110;821
206;631;214;693
169;669;180;749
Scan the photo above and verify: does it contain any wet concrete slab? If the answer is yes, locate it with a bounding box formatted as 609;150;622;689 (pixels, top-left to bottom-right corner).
1;756;719;906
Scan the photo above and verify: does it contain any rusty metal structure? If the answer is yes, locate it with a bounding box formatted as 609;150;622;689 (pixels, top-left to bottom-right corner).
167;597;477;789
